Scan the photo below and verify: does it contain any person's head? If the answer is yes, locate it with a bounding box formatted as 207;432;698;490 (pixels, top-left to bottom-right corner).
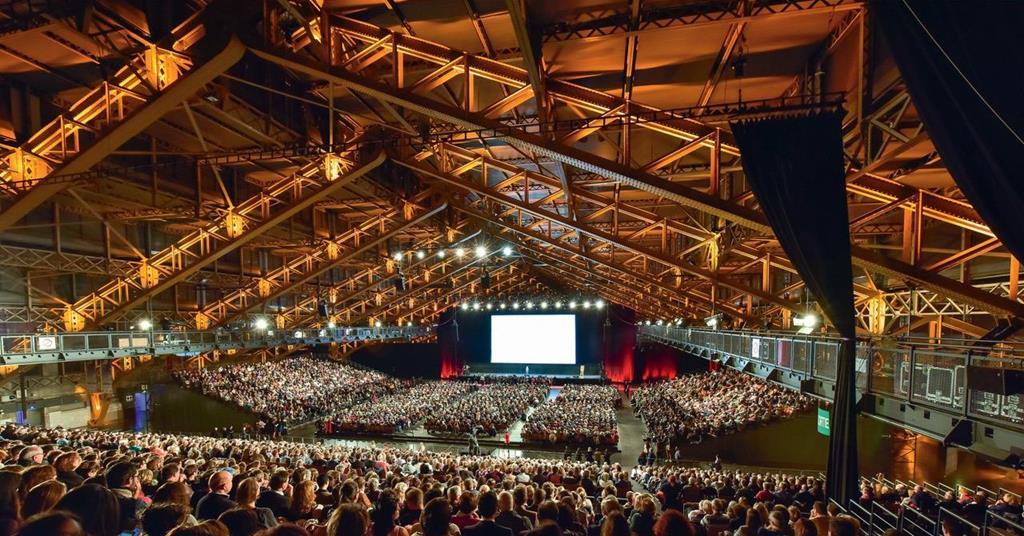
406;487;423;510
457;491;476;515
55;484;121;536
0;470;20;519
54;452;82;474
372;490;400;536
537;500;559;525
235;478;260;506
18;446;44;466
829;515;860;536
654;510;692;536
325;503;368;536
105;462;139;492
745;506;763;531
600;511;629;536
16;510;83;536
210;471;233;495
219;507;260;536
21;480;66;519
269;471;288;492
497;491;514;513
794;518;818;536
19;465;56;501
477;491;498;519
168;520;230;536
769;510;788;530
161;463;183;484
291;480;316;514
142;502;191;536
421;498;453;536
811;501;827;518
153;481;194;511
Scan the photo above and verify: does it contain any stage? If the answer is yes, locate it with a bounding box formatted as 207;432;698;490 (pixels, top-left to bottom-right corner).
463;362;604;379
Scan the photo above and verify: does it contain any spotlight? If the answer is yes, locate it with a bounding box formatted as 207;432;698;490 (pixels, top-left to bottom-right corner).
475;245;487;258
525;301;533;309
569;301;577;309
455;248;465;258
472;302;481;311
655;320;663;326
137;319;152;331
705;315;720;328
486;303;493;310
555;301;562;308
502;245;513;256
595;300;605;309
461;303;469;310
644;320;651;326
254;318;269;331
416;250;425;259
328;321;336;329
393;251;403;261
513;302;521;310
294;330;304;338
794;313;818;335
583;301;592;309
318;329;327;337
540;301;548;309
438;250;446;258
375;320;382;327
267;330;274;336
407;321;413;327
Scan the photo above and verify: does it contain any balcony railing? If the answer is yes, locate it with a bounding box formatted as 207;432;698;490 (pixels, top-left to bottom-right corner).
0;325;432;364
639;326;1024;432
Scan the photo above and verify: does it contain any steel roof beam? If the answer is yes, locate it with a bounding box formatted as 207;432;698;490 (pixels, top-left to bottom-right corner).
245;41;1024;319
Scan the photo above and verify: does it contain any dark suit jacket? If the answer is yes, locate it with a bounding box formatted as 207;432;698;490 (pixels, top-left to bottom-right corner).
256;489;290;518
464;519;514;536
196;492;237;521
496;510;532;535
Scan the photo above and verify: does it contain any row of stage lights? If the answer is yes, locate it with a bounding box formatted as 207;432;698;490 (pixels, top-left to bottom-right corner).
133;316;421;334
460;299;605;312
393;244;513;262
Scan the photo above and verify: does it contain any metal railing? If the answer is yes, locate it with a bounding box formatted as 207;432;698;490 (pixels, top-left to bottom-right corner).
0;325;432;364
639;326;1024;432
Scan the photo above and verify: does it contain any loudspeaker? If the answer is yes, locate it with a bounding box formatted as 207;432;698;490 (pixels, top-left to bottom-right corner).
316;300;329;318
966;365;1024;395
394;276;406;292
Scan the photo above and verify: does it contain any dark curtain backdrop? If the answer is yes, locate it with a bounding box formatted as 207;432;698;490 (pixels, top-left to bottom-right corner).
731;112;858;504
350;343;441;378
438;309;463;378
873;0;1024;263
603;305;637;383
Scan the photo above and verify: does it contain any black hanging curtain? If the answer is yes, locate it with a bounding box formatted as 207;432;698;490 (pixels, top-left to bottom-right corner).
872;0;1024;263
730;112;858;505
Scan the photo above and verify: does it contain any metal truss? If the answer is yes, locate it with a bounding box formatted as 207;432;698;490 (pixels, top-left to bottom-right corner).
281;228;495;328
0;10;247;233
0;245;324;299
362;262;538;327
196;189;447;329
62;154;384;331
539;0;863;43
247;10;1023;330
396;148;799;319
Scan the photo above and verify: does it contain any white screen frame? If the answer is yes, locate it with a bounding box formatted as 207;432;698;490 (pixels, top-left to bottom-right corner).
490;314;576;364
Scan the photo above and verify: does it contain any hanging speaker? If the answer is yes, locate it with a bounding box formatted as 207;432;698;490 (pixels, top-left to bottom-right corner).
481;271;491;289
317;300;329;318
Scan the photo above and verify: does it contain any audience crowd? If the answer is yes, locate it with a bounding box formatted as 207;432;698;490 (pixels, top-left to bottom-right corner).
322;381;476;435
523;385;621;446
632;369;815;446
0;423;655;536
424;382;549;436
175;359;402;424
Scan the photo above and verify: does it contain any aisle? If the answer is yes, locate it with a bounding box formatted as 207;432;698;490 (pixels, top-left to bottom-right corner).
616;399;647;468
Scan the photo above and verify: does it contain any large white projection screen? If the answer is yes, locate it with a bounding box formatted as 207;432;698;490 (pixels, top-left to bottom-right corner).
491;314;576;364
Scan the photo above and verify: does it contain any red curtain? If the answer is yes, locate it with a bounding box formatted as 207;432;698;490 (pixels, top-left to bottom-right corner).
602;306;636;383
636;344;680;381
438;310;463;379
